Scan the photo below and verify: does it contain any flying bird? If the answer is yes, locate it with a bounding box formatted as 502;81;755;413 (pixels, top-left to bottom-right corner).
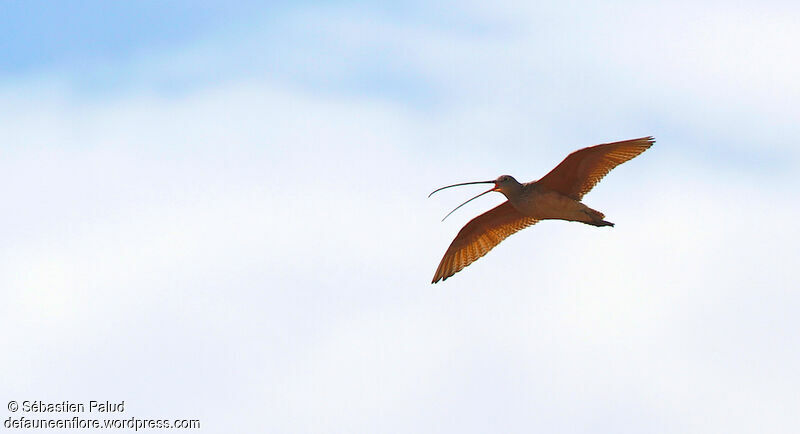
429;136;654;283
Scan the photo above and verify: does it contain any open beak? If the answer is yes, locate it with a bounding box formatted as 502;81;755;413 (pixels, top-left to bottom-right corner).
429;181;500;221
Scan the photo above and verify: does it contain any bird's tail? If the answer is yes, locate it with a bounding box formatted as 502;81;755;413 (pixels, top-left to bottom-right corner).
585;208;615;227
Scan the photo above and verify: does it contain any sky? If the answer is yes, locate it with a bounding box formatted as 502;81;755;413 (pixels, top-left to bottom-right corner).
1;1;798;433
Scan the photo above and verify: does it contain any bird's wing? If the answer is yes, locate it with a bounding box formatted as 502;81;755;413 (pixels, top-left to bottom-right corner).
432;201;539;283
536;137;654;200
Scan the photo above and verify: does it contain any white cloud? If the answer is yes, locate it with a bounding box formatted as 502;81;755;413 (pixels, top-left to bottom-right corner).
1;2;798;433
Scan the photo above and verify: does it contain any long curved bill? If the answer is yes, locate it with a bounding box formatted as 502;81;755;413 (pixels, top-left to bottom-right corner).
439;186;498;221
428;180;495;198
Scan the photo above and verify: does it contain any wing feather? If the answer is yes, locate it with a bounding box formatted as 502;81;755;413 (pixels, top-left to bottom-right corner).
432;201;539;283
537;137;654;200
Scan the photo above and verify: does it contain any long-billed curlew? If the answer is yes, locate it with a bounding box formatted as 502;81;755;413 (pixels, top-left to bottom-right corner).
430;137;654;283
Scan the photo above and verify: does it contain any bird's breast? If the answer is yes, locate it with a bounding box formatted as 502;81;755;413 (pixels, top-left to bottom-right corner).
510;188;586;220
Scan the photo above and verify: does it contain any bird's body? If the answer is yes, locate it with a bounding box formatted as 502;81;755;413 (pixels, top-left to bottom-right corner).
503;181;612;226
430;137;654;283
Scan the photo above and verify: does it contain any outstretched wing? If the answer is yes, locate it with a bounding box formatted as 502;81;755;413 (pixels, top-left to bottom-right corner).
537;137;654;200
432;201;539;283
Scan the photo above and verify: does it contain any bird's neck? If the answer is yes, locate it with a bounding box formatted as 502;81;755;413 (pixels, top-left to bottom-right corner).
501;182;525;202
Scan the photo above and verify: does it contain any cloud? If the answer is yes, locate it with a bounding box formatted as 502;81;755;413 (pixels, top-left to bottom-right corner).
1;2;798;433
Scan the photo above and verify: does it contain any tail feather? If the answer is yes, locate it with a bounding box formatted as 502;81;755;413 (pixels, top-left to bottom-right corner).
585;208;614;227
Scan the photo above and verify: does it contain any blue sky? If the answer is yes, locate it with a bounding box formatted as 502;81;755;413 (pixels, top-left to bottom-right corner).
0;1;457;102
1;2;245;72
1;1;799;433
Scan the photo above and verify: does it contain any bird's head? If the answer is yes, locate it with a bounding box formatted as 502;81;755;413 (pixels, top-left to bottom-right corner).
429;174;521;221
492;174;521;195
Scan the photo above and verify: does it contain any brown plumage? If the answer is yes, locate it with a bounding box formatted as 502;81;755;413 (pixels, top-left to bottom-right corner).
430;137;654;283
